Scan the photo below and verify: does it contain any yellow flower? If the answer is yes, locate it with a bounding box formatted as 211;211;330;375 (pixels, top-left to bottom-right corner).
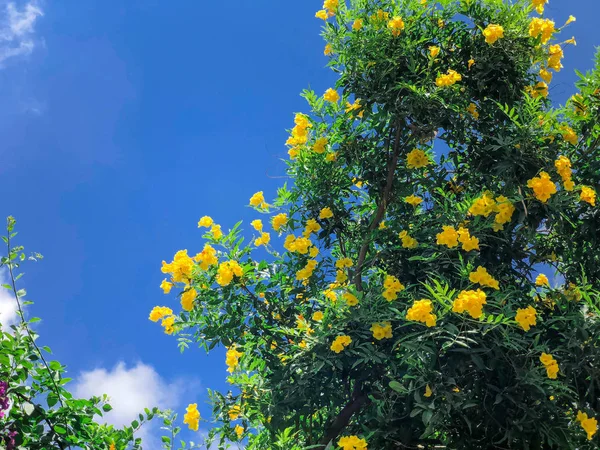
161;250;194;283
234;424;244;438
109;444;116;450
198;215;213;228
529;81;548;98
564;15;576;26
323;0;339;14
249;191;267;209
194;243;218;270
161;315;175;334
296;259;318;281
149;306;173;322
428;45;440;58
580;186;597;206
181;288;197;312
254;232;271;247
560;124;578;145
515;305;537;331
313;136;328;154
387;16;405;37
251;219;263;231
536;274;549;287
529;18;555;44
326;152;338;162
398;230;418;249
226;347;243;373
577;411;598;441
324;43;333;56
404;194;423;206
482;24;504;44
323;88;340;103
304;219;321;237
539;353;559;379
527;172;557;203
315;10;328;20
494;195;515;230
469;192;496;217
345;99;362;114
312;311;324;322
406;299;437;327
539;67;552;83
467;103;479;119
468;58;475;70
352;18;363;31
458;227;480;252
435;69;462;87
438;18;445;28
547;44;564;71
424;384;433;398
531;0;548;14
370;322;392;340
343;291;359;306
469;266;499;290
436;225;459;248
160;278;173;294
555;156;573;190
319;207;334;219
338;435;368;450
183;403;201;431
335;257;353;269
453;289;487;319
330;335;352;353
211;224;223;240
216;261;243;287
309;246;319;257
383;274;405;301
271;213;288;231
228;405;241;421
406;149;431;168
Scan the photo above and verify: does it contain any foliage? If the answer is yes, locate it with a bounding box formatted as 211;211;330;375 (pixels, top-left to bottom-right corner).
0;216;159;450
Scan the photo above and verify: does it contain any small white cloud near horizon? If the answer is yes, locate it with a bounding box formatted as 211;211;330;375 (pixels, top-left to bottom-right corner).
0;268;19;328
0;1;43;66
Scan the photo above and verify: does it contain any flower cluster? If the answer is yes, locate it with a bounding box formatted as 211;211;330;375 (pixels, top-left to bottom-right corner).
406;299;437;327
399;230;418;249
404;194;423;206
249;191;268;209
324;88;340;103
453;289;487;319
342;291;359;306
469;192;516;230
286;114;312;157
435;69;462;87
161;249;194;283
555;156;574;191
527;172;557;203
437;226;479;251
548;44;564;71
540;352;559;379
296;259;318;281
576;411;598;441
387;16;405;37
272;213;288;231
406;149;431;169
370;322;392;340
482;24;504;44
195;243;218;270
529;18;555;44
469;266;499;290
284;235;314;255
580;186;597;206
226;347;243;373
330;335;352;353
183;403;201;431
536;274;549;287
338;435;368;450
216;260;243;286
515;306;537;331
383;275;405;301
319;207;334;219
532;0;548;14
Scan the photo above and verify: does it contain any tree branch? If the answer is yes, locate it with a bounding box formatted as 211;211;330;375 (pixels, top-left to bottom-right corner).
317;391;370;448
353;120;403;290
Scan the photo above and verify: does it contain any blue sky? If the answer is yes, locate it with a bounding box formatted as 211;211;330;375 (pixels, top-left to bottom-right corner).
0;0;598;446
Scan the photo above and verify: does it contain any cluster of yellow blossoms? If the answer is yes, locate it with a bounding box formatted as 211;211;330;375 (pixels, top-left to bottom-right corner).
149;306;176;334
555;155;574;191
515;305;537;331
531;0;548;14
404;194;423;206
406;149;431;169
161;249;194;283
577;411;598;441
272;212;288;231
286;114;312;158
540;352;559;379
315;0;338;20
249;191;268;210
216;260;243;287
319;207;334;219
436;226;479;251
580;186;597;206
469;266;499;290
467;102;479;120
527;172;557;203
324;87;340;103
453;289;487;319
383;274;405;300
529;17;555;44
226;347;243;373
406;299;437;327
387;16;405;37
435;69;462;87
482;24;504;44
343;291;359;306
469;193;516;231
399;230;418;249
330;335;352;353
183;403;200;431
370;322;392;340
296;259;318;281
338;435;367;450
429;45;440;58
536;273;549;287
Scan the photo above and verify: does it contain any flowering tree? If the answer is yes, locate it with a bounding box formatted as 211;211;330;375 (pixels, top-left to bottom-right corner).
151;0;600;449
1;217;160;449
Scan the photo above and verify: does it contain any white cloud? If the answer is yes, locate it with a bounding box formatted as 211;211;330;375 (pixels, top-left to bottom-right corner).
0;1;43;66
0;269;19;327
72;361;187;448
